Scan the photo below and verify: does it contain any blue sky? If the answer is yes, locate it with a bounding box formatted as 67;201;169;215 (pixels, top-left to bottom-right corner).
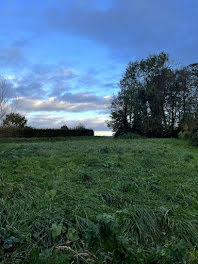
0;0;197;134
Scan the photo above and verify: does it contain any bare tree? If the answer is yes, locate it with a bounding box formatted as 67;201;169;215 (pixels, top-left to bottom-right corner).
0;77;9;121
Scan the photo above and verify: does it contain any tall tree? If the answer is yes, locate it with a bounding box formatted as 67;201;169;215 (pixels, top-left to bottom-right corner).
139;52;170;136
107;52;198;137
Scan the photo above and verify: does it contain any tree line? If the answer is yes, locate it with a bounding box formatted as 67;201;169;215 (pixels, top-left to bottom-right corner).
107;52;198;137
0;111;94;137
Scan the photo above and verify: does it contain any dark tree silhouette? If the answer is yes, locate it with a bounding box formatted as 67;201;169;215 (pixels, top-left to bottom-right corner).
3;113;27;128
107;52;198;137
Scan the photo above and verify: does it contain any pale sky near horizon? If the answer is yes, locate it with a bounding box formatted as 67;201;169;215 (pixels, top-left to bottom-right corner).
95;131;113;136
1;0;197;132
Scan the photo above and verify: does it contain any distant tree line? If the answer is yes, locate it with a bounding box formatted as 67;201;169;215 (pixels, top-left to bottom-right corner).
107;52;198;137
0;113;94;138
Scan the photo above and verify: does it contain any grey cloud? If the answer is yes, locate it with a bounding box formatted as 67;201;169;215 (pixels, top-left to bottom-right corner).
27;113;110;131
49;69;78;95
43;1;176;47
12;97;110;113
9;64;79;99
42;0;198;64
103;83;117;89
11;73;46;99
15;81;45;98
31;64;103;98
60;92;111;104
78;74;99;86
8;61;111;101
32;64;77;80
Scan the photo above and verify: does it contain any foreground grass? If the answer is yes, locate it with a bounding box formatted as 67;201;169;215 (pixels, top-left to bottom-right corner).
0;137;198;263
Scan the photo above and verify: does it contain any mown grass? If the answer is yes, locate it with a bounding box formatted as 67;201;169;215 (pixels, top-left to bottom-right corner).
0;137;198;263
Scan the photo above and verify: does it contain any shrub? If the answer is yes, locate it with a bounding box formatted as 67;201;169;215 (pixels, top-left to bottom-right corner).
178;115;198;141
190;131;198;146
0;127;94;138
0;227;19;261
74;123;86;130
60;125;68;130
178;131;190;140
114;127;132;138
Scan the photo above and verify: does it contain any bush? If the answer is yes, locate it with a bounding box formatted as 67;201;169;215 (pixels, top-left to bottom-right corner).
190;131;198;146
178;115;198;141
0;127;94;138
178;131;191;140
60;125;68;130
114;127;132;138
74;123;86;130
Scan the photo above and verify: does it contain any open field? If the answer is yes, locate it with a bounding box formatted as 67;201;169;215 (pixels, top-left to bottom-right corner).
0;137;198;263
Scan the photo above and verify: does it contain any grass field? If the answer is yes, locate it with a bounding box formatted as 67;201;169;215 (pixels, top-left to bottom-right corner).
0;137;198;263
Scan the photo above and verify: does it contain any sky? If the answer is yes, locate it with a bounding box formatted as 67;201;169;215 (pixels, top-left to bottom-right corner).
0;0;198;135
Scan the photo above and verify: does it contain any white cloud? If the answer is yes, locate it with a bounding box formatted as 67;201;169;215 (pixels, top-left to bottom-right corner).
4;75;16;80
12;96;110;113
26;112;111;131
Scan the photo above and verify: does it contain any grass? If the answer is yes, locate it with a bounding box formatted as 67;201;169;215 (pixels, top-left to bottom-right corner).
0;137;198;263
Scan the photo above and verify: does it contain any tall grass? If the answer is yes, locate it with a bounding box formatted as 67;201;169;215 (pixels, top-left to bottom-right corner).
0;137;198;263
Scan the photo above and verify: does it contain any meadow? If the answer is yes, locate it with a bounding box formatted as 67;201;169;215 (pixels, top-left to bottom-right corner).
0;137;198;263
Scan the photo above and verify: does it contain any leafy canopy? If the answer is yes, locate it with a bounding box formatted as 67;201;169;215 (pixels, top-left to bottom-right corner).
107;52;198;137
2;112;27;128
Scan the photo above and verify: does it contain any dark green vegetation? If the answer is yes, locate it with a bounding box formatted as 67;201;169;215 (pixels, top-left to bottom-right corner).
0;113;93;138
1;137;198;263
107;52;198;138
0;127;94;138
2;113;27;129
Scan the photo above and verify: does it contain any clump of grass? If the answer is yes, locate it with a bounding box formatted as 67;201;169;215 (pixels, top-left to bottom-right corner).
183;153;194;162
100;192;124;208
99;146;110;154
116;206;198;247
81;173;93;182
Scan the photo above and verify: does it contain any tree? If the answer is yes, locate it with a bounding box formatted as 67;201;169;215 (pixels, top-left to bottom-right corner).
107;52;198;137
60;125;68;130
0;78;9;121
75;123;86;130
107;52;171;136
107;94;130;136
2;113;27;128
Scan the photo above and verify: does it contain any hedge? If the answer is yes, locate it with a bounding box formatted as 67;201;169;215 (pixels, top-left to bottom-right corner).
0;128;94;138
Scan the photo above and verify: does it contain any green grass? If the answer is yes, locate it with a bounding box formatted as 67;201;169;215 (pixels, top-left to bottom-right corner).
0;137;198;263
